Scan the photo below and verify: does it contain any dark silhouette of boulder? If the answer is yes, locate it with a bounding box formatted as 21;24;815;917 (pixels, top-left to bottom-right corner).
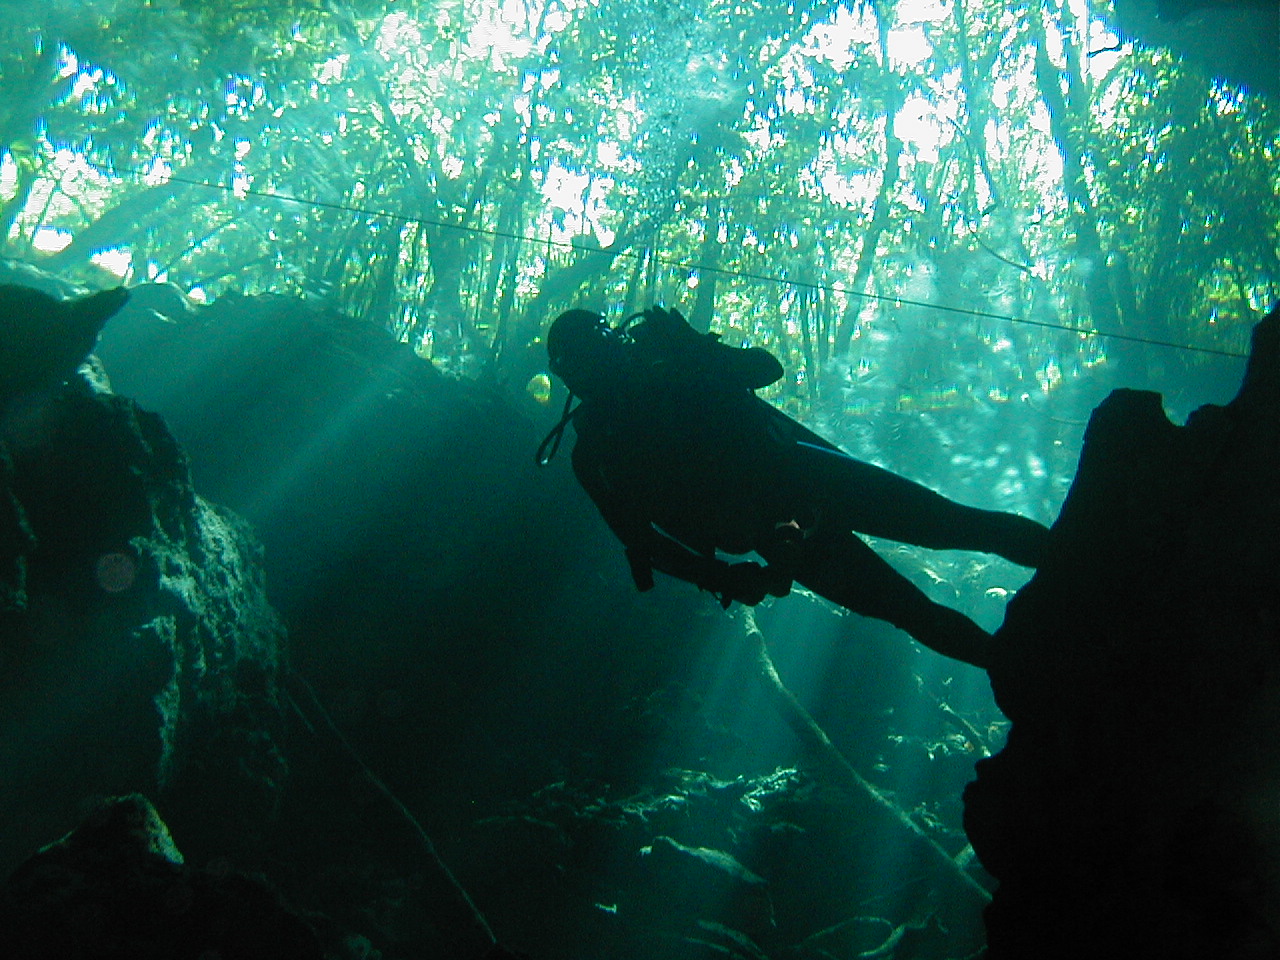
0;285;127;409
964;305;1280;958
0;794;322;960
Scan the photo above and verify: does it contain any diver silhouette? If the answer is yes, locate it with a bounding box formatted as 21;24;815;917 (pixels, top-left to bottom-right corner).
539;306;1050;669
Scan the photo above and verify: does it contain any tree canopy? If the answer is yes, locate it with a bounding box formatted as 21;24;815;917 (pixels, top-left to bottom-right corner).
2;0;1276;462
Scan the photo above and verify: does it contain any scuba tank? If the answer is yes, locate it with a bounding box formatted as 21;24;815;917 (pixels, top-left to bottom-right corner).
622;306;783;391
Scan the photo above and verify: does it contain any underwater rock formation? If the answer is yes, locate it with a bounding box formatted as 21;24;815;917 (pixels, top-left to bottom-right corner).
0;307;289;876
0;793;323;960
0;284;127;408
965;305;1280;958
87;280;621;800
1108;0;1278;97
90;282;551;625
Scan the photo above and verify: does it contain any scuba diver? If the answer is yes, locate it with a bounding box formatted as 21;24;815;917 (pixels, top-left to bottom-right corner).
538;305;1050;669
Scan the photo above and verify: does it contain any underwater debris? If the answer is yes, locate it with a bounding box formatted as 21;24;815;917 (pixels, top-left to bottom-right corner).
643;835;766;887
742;609;992;908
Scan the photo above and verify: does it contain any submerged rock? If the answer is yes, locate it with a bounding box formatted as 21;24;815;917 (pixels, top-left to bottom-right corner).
0;794;323;960
965;305;1280;958
0;291;289;875
0;284;127;409
1108;0;1278;98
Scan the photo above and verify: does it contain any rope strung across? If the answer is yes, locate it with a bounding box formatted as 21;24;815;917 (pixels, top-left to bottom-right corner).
116;165;1252;360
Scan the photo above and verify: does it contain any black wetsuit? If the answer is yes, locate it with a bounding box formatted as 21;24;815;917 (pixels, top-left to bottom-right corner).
563;312;1048;668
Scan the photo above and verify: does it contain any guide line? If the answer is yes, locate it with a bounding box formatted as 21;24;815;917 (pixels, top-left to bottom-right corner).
117;167;1252;360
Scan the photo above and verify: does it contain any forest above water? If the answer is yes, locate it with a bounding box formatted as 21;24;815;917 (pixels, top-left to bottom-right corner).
1;0;1274;438
1;3;1277;955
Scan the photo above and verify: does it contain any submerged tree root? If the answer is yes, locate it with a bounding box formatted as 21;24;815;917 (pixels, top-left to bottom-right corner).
739;609;992;907
287;671;500;957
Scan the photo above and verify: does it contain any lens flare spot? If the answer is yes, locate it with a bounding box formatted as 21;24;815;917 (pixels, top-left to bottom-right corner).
95;552;136;593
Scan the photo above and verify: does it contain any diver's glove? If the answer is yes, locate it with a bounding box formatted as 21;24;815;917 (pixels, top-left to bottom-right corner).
710;561;792;609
